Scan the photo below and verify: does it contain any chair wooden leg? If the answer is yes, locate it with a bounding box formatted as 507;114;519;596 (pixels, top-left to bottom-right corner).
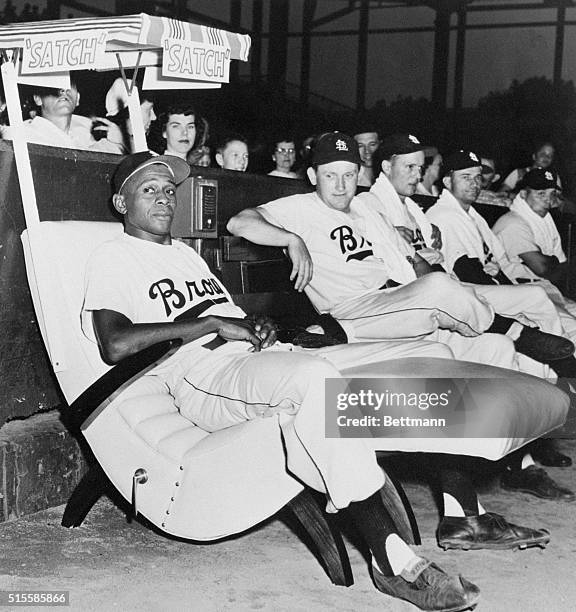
286;489;353;587
380;471;421;545
61;464;108;528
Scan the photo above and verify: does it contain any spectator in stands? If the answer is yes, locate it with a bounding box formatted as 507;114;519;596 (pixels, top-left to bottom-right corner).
159;103;198;161
475;156;512;208
215;133;249;172
187;116;211;167
416;146;442;198
354;128;381;188
500;141;559;196
2;80;123;153
269;137;299;179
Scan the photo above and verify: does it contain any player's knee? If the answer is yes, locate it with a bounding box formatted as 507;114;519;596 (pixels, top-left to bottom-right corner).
427;342;455;360
483;333;516;368
294;355;342;382
419;271;458;293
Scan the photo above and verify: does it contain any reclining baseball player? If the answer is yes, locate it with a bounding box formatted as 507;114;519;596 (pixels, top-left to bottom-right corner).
82;150;491;612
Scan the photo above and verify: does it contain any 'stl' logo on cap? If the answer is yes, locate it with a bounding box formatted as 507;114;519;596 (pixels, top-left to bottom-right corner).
335;139;349;151
545;171;554;181
409;135;420;144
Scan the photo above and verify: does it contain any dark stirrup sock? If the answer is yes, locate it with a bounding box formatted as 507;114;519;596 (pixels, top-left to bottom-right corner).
549;355;576;379
485;313;516;335
345;490;399;576
438;469;479;517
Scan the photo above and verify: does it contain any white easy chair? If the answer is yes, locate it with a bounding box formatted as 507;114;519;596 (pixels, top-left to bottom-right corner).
20;220;423;587
20;220;569;586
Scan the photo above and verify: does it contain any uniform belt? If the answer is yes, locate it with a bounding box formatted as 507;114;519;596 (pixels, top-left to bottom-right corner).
379;279;401;290
202;336;227;350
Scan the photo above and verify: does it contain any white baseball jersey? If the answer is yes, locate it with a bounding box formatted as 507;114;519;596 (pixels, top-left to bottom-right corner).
258;192;416;313
426;190;528;280
493;193;566;268
82;233;246;382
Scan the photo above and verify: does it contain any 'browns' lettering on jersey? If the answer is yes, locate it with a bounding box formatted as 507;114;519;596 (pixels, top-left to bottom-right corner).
330;224;374;262
149;276;227;317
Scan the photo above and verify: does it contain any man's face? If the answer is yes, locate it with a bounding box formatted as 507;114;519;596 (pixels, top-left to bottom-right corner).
163;113;196;157
272;140;296;172
217;140;249;171
533;145;554;169
308;160;358;212
383;151;424;199
446;166;483;205
34;85;79;120
424;153;443;185
354;132;380;167
480;158;497;188
114;164;177;244
524;187;556;217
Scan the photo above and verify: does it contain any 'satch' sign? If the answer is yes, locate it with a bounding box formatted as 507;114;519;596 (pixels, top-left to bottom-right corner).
162;38;230;83
22;30;107;73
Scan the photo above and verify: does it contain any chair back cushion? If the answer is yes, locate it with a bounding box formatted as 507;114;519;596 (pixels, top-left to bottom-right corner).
22;221;124;403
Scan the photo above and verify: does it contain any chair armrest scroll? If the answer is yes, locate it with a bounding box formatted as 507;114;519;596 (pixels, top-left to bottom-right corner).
67;339;183;430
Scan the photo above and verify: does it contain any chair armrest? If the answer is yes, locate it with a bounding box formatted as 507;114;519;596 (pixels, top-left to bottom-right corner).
66;339;183;430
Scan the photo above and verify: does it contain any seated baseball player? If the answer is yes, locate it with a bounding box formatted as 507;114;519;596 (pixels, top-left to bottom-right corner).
352;134;575;482
227;131;561;547
356;135;576;379
426;150;576;473
82;150;486;612
493;168;574;295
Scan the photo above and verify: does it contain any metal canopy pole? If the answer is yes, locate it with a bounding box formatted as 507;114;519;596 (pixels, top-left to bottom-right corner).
115;52;147;153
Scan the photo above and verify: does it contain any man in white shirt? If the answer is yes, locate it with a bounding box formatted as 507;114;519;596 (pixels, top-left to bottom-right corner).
493;168;570;289
3;82;123;154
354;129;381;187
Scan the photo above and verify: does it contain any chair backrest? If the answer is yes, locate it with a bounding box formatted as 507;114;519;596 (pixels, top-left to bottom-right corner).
21;221;124;404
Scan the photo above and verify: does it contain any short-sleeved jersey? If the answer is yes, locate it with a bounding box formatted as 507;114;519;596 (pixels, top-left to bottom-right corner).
493;194;566;276
82;233;245;378
257;192;396;313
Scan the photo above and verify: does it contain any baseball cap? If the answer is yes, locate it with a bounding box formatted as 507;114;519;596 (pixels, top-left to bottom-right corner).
113;151;190;194
521;168;561;191
442;150;483;174
312;131;362;166
379;133;426;159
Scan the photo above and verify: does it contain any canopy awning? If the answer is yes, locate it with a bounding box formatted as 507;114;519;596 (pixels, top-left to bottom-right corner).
0;13;251;61
0;13;250;89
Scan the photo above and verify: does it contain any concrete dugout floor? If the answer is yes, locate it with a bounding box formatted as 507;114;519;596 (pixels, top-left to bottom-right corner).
0;441;575;612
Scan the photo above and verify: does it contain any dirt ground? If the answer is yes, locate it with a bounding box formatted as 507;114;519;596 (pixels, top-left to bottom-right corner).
0;440;575;612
